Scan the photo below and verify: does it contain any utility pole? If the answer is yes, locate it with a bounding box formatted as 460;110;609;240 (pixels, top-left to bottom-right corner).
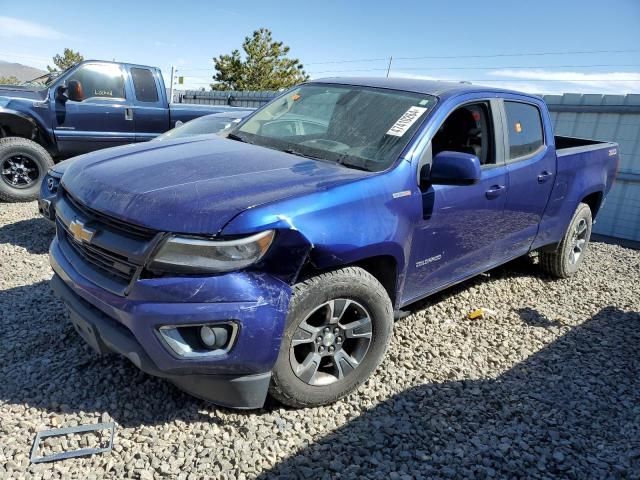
169;66;175;104
386;56;393;78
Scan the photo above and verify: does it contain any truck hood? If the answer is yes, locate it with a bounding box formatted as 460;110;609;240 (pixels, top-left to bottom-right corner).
61;136;369;234
0;86;47;104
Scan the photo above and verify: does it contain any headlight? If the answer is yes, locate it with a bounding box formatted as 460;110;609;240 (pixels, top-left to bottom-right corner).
148;230;275;274
45;171;62;194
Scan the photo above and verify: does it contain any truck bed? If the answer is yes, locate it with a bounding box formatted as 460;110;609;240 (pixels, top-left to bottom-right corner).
555;135;616;157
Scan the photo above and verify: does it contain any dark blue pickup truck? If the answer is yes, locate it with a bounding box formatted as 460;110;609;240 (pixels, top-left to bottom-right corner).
0;60;235;201
45;78;619;409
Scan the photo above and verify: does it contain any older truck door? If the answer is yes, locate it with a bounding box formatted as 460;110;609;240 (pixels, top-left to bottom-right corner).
52;62;135;156
127;66;170;142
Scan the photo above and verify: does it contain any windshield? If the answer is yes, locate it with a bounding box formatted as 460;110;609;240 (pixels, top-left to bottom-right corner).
229;83;437;172
155;114;245;141
24;65;75;87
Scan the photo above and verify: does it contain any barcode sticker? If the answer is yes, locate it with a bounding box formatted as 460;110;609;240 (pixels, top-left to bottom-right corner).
386;106;428;137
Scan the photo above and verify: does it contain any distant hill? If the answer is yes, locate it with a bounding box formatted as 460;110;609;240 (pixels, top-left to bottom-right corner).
0;60;46;82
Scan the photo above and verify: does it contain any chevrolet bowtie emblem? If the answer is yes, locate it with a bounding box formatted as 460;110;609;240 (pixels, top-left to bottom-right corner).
69;219;95;243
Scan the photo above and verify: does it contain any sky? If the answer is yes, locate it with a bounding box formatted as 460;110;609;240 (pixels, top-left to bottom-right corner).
1;0;639;94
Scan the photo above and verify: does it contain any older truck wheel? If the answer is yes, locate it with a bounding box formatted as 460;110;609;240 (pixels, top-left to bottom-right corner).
269;267;394;408
539;203;593;278
0;137;54;203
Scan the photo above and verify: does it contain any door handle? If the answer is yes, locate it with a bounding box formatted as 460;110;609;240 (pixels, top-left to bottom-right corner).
537;170;553;183
124;108;133;121
485;185;505;199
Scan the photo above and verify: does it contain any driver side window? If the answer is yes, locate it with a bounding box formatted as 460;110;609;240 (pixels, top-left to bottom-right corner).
65;64;126;102
431;102;495;166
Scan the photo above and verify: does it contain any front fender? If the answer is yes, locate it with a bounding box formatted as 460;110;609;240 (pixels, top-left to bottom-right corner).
0;107;54;148
221;161;420;298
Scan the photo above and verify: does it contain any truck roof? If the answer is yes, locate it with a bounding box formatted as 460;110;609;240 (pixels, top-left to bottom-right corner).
312;76;541;101
80;59;161;71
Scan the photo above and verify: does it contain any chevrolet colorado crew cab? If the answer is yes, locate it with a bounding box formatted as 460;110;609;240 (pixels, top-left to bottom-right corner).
0;60;237;202
46;78;619;409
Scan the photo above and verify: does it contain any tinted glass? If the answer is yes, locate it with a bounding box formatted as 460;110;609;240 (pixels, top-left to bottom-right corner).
504;101;544;159
155;115;245;141
131;67;159;103
432;102;494;165
233;84;437;172
66;64;125;100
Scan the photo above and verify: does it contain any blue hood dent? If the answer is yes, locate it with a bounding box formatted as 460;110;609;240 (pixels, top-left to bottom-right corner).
61;136;369;235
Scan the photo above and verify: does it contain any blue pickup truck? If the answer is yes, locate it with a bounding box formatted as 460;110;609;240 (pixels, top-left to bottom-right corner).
0;60;235;201
45;78;619;409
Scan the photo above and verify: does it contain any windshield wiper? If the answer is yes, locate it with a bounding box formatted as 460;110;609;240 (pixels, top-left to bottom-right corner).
281;148;322;161
335;156;370;172
227;132;251;144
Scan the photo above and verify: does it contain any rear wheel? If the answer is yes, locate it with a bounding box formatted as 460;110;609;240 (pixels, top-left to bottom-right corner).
269;267;393;408
0;137;53;202
539;202;592;278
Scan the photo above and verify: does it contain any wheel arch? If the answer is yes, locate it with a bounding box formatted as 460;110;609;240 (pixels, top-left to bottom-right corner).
580;190;604;219
299;253;401;309
0;109;55;152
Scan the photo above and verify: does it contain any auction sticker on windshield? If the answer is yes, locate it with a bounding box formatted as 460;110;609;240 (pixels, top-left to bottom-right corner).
386;106;428;137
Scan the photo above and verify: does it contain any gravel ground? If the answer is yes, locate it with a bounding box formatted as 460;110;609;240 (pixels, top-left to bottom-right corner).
1;201;639;480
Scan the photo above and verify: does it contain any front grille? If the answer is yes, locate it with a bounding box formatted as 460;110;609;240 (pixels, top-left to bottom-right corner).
56;189;161;295
62;188;156;240
60;222;138;282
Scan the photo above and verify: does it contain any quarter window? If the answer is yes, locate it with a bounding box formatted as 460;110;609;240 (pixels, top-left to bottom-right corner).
131;68;159;103
504;101;544;160
66;64;126;101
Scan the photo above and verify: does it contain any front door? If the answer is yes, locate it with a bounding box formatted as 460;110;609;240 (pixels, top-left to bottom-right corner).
53;63;134;156
402;100;508;304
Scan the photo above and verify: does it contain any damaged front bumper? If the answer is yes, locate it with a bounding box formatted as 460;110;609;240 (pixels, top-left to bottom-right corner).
49;237;291;409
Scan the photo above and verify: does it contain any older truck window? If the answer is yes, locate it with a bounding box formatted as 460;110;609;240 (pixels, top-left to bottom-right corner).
66;63;126;101
131;67;159;103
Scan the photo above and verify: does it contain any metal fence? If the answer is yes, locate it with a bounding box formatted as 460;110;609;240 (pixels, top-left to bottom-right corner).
177;90;640;243
543;94;640;243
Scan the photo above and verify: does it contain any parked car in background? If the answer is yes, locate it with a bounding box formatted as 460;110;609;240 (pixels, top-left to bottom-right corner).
38;109;254;219
45;78;618;409
0;60;238;202
153;109;253;141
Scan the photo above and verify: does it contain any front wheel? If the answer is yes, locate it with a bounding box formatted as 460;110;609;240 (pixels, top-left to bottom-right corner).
269;267;393;408
0;137;54;202
539;202;593;278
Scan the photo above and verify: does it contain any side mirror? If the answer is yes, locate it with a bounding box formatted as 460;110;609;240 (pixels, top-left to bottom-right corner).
55;85;68;103
67;80;84;102
425;151;481;186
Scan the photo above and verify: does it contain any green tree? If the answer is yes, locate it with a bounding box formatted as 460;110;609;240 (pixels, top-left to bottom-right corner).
211;28;308;91
0;75;20;85
47;48;84;73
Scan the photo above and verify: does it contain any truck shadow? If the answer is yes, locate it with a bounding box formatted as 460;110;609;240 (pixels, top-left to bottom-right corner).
0;280;222;427
257;306;639;479
0;216;55;255
1;276;638;478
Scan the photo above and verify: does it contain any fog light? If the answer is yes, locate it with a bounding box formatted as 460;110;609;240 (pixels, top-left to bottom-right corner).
158;323;237;358
200;326;217;348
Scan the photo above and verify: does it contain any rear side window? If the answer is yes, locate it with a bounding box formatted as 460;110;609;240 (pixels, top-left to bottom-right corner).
504;101;544;160
131;68;159;103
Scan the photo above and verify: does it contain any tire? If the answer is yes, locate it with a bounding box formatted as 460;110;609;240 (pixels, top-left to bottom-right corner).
539;202;593;278
269;267;393;408
0;137;54;203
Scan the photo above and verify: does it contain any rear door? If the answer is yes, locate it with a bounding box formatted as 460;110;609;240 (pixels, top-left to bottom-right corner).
494;98;556;261
53;62;134;156
403;98;508;304
127;66;170;142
